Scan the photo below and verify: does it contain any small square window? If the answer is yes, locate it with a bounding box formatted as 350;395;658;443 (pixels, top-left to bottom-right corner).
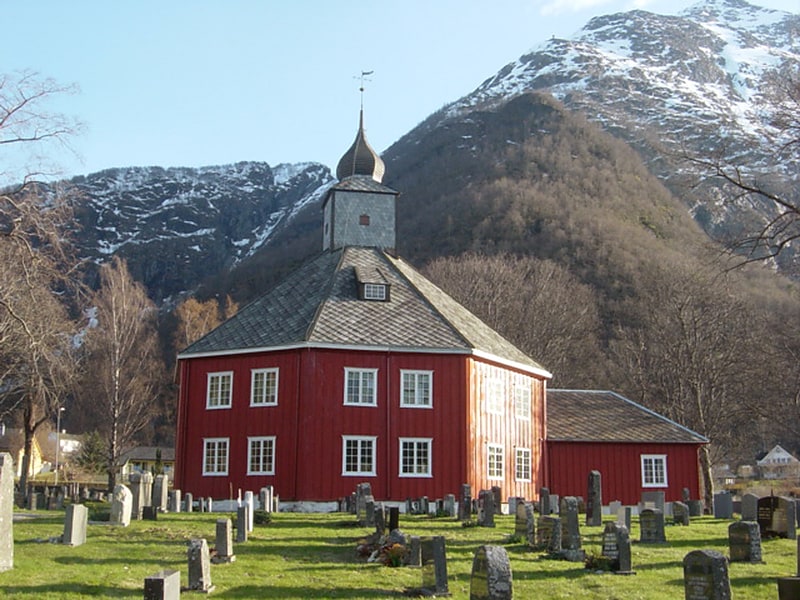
399;438;432;477
344;368;378;406
203;438;229;476
251;368;278;406
342;436;376;476
206;372;233;409
641;454;667;487
248;436;275;475
401;370;433;408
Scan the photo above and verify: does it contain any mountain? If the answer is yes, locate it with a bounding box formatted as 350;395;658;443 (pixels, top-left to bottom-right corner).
68;161;332;303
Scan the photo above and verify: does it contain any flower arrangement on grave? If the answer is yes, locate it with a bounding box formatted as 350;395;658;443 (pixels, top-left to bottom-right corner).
377;543;406;567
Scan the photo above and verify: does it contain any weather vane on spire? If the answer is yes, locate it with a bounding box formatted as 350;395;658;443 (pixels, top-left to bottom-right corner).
357;70;373;109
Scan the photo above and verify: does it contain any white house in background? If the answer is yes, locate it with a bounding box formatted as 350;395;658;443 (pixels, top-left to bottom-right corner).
757;445;800;479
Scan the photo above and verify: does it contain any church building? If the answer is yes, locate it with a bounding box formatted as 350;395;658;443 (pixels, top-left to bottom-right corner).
173;111;552;504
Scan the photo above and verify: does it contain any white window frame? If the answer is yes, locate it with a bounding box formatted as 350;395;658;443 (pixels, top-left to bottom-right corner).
513;382;531;420
400;370;433;408
247;436;276;475
342;435;377;476
344;368;378;406
399;437;433;477
250;368;279;406
202;437;229;476
363;283;387;301
206;371;233;409
486;378;505;415
488;444;504;480
641;454;668;488
515;447;532;481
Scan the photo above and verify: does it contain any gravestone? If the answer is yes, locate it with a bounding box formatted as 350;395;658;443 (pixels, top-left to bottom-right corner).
406;535;421;567
469;545;512;600
609;500;622;521
388;506;400;531
586;470;602;526
168;489;181;513
758;495;797;539
184;492;193;513
460;484;472;520
62;503;88;546
152;474;169;512
478;490;496;527
129;472;153;520
616;505;632;532
27;492;38;511
212;518;235;563
491;486;502;515
205;497;213;513
143;569;180;600
728;521;761;563
559;496;584;561
260;486;274;513
741;493;758;521
515;502;535;546
688;499;704;517
444;494;456;518
602;521;634;574
507;496;523;517
550;494;560;513
244;491;255;532
374;503;386;536
673;501;690;526
187;538;214;593
110;484;133;527
639;508;666;543
537;515;562;552
236;504;248;543
713;491;733;519
777;538;800;599
683;488;691;503
640;490;665;513
364;496;376;527
420;536;448;595
142;506;158;520
539;487;551;515
683;549;731;600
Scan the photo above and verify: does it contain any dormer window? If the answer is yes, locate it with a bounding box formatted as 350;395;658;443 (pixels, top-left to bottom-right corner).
355;266;390;302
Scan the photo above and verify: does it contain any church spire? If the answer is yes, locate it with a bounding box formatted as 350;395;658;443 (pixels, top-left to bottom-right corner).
335;73;385;183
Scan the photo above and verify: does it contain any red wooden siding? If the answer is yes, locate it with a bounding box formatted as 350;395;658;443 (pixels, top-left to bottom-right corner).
546;441;703;505
466;359;547;503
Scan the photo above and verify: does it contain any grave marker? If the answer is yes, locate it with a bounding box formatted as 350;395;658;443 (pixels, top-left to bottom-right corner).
478;490;495;527
536;515;562;552
673;501;690;526
559;496;584;561
184;492;193;513
420;536;448;595
683;549;731;600
236;504;248;543
713;491;733;519
143;569;180;600
601;521;635;574
741;493;758;521
152;474;169;512
641;490;665;513
728;520;761;563
62;503;88;546
586;470;602;526
491;486;502;515
110;484;133;527
639;508;666;543
776;538;800;599
187;538;214;593
212;518;235;563
168;489;181;513
539;487;551;515
460;484;472;520
469;545;512;600
515;502;535;546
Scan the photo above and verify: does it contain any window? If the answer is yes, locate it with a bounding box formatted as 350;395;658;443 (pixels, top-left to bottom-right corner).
486;378;505;415
363;283;386;300
206;371;233;409
515;448;532;481
641;454;668;487
342;436;376;476
400;370;433;408
488;444;504;479
344;368;377;406
247;436;275;475
514;383;531;420
251;368;279;406
203;438;229;475
399;438;432;477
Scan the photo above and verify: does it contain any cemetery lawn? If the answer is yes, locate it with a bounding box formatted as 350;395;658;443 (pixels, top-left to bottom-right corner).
0;510;796;599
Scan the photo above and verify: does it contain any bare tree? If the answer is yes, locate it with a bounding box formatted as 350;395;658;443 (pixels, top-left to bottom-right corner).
424;252;607;387
81;257;164;492
173;295;238;352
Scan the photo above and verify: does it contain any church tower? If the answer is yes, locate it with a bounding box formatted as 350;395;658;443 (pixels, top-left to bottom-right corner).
322;109;399;253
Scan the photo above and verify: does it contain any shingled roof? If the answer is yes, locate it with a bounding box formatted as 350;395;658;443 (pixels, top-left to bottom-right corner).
547;390;707;444
179;246;550;377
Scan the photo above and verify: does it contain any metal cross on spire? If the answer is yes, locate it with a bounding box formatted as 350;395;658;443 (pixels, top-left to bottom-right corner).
357;70;373;109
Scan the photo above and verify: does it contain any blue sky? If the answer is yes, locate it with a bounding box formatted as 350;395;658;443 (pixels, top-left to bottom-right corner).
5;0;798;181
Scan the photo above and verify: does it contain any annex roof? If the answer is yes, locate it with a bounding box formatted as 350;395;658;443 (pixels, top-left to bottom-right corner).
179;246;550;377
547;389;708;444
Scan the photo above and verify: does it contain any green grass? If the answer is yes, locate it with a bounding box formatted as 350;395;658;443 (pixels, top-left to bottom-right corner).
0;510;796;598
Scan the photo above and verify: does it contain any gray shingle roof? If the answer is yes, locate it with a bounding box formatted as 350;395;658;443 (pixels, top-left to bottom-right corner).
547;389;708;444
179;246;549;376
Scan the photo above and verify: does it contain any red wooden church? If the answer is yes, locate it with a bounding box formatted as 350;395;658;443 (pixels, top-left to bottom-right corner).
174;112;552;503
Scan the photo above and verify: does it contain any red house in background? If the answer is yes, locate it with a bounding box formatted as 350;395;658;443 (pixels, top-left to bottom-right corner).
546;390;708;505
174;112;552;504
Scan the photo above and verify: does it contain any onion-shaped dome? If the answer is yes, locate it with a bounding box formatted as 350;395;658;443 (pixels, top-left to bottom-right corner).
336;110;385;183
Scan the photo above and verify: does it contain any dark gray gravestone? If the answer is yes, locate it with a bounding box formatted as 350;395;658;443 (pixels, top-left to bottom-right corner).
759;495;797;539
460;484;472;520
469;545;512;600
602;521;635;575
491;486;502;515
673;501;690;526
639;508;666;543
364;496;376;527
683;488;691;503
152;474;169;512
388;506;399;531
641;491;665;513
559;496;584;562
478;490;496;527
187;538;214;593
539;487;551;515
688;499;704;517
62;503;88;546
728;521;761;563
420;536;448;595
184;492;193;513
777;538;800;599
374;503;385;536
236;505;248;543
444;494;456;518
537;515;562;552
713;491;733;519
586;470;602;526
514;502;535;546
212;518;235;563
144;569;180;600
741;493;758;521
142;506;158;521
405;535;421;567
168;489;181;513
683;549;731;600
